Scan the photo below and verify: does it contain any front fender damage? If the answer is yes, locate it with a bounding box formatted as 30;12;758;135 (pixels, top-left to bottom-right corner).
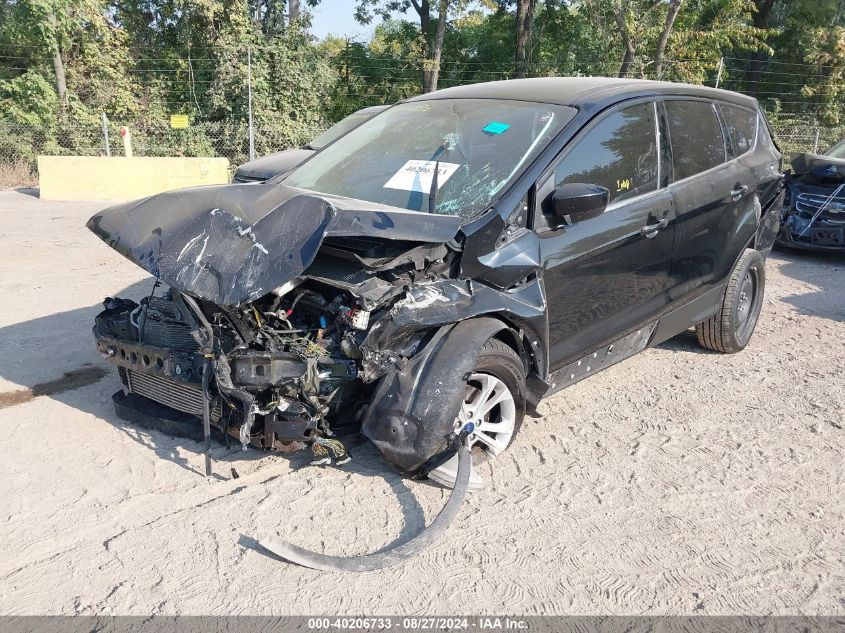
358;277;546;381
359;276;546;474
361;318;505;474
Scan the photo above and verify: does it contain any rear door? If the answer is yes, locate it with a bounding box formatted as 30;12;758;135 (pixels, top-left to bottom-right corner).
662;99;756;301
534;100;676;369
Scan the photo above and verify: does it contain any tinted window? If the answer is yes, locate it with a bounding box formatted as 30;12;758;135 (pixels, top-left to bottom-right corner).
664;100;726;181
721;104;757;157
553;103;657;204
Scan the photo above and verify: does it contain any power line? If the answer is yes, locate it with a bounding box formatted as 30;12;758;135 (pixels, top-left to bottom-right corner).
724;56;837;70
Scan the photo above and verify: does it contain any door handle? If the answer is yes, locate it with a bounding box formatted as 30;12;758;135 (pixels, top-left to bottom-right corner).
640;217;669;238
730;185;749;201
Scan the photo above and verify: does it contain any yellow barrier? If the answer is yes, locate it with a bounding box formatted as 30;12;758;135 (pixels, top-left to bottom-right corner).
37;156;230;201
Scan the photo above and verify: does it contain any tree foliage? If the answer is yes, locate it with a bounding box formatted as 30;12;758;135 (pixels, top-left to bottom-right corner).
1;0;843;166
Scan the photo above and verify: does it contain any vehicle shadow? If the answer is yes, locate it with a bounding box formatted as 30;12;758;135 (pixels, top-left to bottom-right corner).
0;279;151;398
655;328;707;354
772;248;845;323
0;277;249;477
0;282;237;472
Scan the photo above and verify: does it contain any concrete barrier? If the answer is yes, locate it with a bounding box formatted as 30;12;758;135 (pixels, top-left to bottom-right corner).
37;156;230;201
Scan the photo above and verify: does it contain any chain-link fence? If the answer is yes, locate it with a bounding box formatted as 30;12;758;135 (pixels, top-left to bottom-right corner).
0;118;257;168
772;125;845;157
1;116;843;181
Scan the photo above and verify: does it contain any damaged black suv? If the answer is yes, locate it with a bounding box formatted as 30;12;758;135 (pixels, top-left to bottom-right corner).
89;78;783;485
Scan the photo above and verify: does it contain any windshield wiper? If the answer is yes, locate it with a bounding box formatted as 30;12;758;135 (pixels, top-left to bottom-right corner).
428;154;442;214
428;138;453;214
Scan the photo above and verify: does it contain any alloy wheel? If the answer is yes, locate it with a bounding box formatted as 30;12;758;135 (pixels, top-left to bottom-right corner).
456;372;517;457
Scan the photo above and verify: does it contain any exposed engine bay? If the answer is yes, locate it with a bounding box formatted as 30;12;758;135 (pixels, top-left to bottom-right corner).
94;231;463;468
87;183;548;478
85;179;549;570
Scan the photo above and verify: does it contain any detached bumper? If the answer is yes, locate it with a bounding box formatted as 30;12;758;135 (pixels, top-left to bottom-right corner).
94;318;323;447
96;328;233;428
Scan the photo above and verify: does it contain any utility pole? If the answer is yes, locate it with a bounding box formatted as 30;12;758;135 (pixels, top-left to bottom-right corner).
715;57;724;89
248;46;255;161
101;112;111;157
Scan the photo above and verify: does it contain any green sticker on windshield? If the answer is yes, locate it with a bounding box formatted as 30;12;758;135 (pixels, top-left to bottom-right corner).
483;121;510;135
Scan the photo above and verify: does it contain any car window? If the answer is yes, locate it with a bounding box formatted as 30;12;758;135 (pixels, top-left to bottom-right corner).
308;108;382;150
720;104;758;158
284;99;576;220
827;138;845;159
552;102;658;205
664;100;726;181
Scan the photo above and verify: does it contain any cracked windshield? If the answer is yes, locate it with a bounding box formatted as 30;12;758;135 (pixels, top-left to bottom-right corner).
283;99;576;219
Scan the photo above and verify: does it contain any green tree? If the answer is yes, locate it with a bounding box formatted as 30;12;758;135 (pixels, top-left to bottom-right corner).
355;0;466;91
801;26;845;124
580;0;769;81
514;0;536;77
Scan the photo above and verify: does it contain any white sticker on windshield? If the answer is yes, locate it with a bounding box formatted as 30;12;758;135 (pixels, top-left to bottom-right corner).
383;160;460;193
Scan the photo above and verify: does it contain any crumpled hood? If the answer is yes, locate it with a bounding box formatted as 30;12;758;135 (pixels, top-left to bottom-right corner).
87;183;462;305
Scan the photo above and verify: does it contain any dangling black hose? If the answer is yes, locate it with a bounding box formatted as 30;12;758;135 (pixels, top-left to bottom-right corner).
201;355;213;477
260;441;472;572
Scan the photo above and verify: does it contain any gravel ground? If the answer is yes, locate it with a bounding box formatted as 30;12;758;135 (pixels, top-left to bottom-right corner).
0;188;843;616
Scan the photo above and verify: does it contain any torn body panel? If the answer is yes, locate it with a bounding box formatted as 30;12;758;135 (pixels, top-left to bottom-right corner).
361;317;513;473
357;276;548;386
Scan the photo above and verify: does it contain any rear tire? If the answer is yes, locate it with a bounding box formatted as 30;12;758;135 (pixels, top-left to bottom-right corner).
696;248;765;353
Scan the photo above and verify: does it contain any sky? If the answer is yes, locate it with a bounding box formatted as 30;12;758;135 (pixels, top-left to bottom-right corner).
309;0;415;41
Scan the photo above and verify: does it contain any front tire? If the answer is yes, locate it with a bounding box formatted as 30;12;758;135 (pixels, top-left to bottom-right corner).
461;339;526;460
696;248;766;353
426;338;526;490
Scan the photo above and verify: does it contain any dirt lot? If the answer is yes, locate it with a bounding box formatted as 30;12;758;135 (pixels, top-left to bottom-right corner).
0;188;842;616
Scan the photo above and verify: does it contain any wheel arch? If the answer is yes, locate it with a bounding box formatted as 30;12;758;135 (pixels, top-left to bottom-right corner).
361;315;519;473
490;317;543;377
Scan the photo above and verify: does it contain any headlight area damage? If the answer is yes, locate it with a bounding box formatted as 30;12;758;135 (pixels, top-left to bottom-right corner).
88;184;544;570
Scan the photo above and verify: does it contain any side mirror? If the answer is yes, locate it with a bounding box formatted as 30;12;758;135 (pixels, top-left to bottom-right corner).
548;183;610;227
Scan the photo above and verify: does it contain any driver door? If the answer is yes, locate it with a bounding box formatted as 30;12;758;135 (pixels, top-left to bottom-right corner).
534;101;676;370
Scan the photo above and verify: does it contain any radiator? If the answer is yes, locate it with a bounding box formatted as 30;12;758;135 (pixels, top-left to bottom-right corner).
121;367;208;418
140;297;200;351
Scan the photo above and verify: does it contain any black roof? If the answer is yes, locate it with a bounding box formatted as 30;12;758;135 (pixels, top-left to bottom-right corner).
408;77;758;109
